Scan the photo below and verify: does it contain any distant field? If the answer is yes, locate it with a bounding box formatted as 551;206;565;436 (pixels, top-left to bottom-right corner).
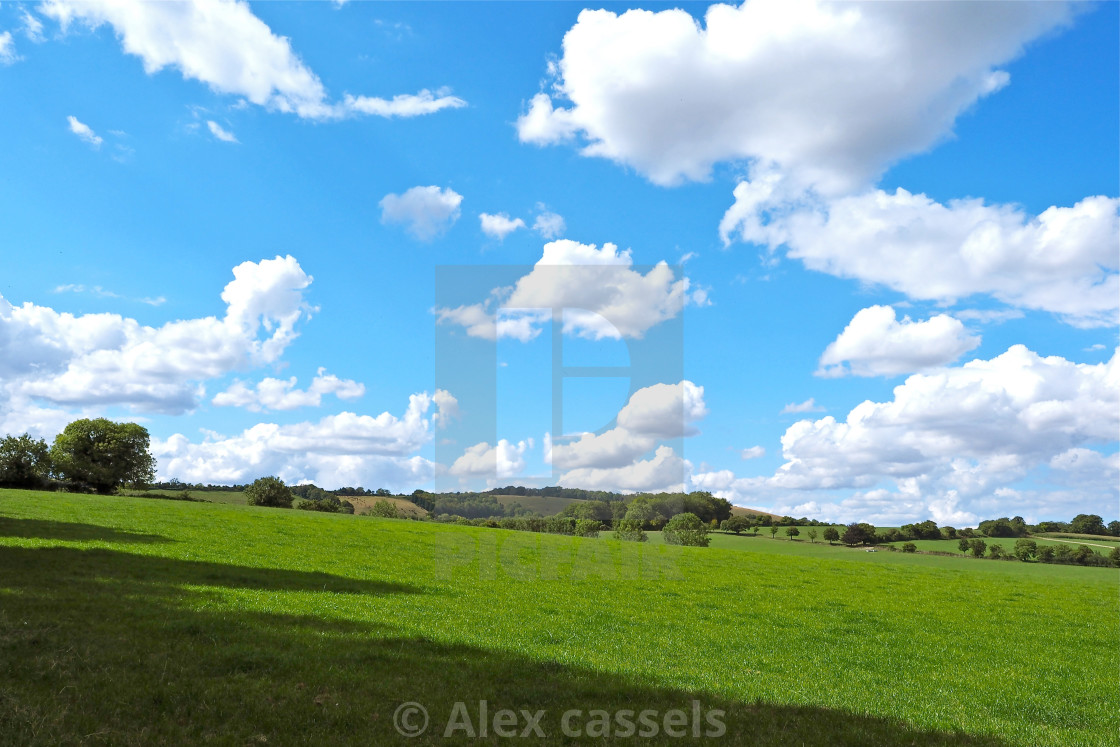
1;488;1116;745
127;488;247;505
1035;532;1120;545
491;493;587;515
878;536;1107;553
343;495;428;518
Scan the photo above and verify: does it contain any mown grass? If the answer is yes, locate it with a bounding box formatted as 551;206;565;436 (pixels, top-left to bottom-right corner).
0;489;1116;746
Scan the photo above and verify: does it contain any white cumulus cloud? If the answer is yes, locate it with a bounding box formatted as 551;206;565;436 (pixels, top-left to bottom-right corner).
449;439;530;480
42;0;465;121
817;305;981;378
380;186;463;241
435;239;696;342
518;0;1072;191
721;179;1119;328
0;255;314;415
478;212;526;240
213;368;365;412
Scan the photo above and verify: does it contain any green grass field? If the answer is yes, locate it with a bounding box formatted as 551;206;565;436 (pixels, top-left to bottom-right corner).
1;489;1116;745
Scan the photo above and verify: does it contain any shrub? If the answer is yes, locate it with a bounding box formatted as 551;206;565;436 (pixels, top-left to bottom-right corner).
988;543;1005;560
901;542;917;553
1014;539;1037;561
1036;545;1056;562
613;519;647;542
367;499;400;518
296;498;340;512
969;538;987;558
663;513;709;547
574;519;601;538
245;476;293;508
1110;547;1120;568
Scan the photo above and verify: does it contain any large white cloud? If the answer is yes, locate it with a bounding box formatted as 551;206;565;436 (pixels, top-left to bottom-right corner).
551;381;705;493
435;239;699;342
818;305;981;378
558;445;690;494
696;345;1118;522
41;0;465;120
518;0;1072;190
0;255;313;415
722;182;1120;327
478;212;525;240
153;390;458;489
380;186;463;241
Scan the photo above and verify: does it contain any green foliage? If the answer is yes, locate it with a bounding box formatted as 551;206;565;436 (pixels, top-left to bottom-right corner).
295;498;340;512
807;528;818;543
1036;545;1056;562
988;543;1005;560
1110;547;1120;567
969;539;987;558
958;538;970;554
941;526;958;540
901;542;917;553
769;525;779;539
367;500;399;518
1109;521;1120;537
662;512;709;547
977;516;1027;538
50;419;155;494
900;520;941;540
822;527;839;544
841;523;876;546
785;526;800;540
612;519;647;542
1014;539;1037;561
720;515;752;534
573;519;601;538
244;476;293;508
1070;514;1107;536
0;434;52;489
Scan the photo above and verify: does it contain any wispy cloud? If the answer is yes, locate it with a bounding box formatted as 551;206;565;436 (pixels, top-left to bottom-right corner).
54;284;166;306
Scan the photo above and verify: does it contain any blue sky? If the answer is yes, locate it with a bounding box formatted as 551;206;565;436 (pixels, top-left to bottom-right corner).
0;0;1116;525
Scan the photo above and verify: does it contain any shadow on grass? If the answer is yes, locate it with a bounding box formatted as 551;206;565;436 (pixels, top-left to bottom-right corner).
0;516;169;544
0;544;1009;746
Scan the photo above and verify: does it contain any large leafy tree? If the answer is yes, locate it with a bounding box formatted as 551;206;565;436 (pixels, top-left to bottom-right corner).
0;434;52;488
51;419;155;494
245;476;294;508
662;512;709;547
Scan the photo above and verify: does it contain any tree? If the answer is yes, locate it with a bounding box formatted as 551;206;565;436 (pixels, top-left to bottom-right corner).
1013;539;1037;561
245;476;293;508
969;538;987;558
807;528;818;543
1036;545;1055;562
958;538;970;554
1110;547;1120;567
841;523;875;546
901;542;917;553
0;434;52;488
823;527;839;544
721;516;751;535
988;543;1005;560
51;418;155;494
769;526;779;539
663;513;709;547
1070;514;1106;536
613;519;647;542
785;526;800;541
1108;521;1120;537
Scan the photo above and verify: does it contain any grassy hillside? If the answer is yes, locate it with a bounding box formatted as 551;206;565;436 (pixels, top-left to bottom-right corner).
490;494;587;515
0;489;1116;746
343;495;428;518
